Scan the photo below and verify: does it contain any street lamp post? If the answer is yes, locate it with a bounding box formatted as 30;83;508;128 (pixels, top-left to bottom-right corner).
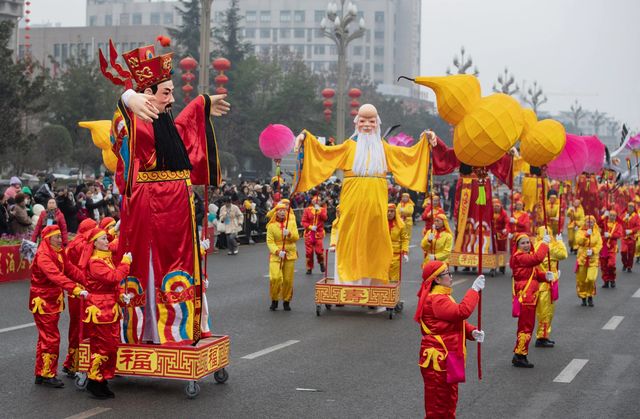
321;1;365;143
199;0;213;94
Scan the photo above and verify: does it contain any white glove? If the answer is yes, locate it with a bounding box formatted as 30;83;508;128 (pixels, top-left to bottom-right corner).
114;220;121;232
79;290;89;298
502;229;508;235
604;232;610;238
427;233;435;241
282;228;289;237
586;229;593;236
603;210;610;217
200;239;210;251
204;278;209;289
542;234;551;244
626;229;632;235
403;254;409;263
121;293;131;304
545;271;554;282
310;225;317;231
586;249;593;256
329;246;336;253
555;234;563;241
471;275;485;292
278;250;287;259
429;254;435;261
471;329;485;343
508;233;513;240
510;217;516;223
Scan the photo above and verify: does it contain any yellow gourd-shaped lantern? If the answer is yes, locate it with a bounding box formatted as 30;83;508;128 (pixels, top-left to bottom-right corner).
78;120;117;172
522;108;537;132
414;75;481;125
453;93;524;167
520;119;566;167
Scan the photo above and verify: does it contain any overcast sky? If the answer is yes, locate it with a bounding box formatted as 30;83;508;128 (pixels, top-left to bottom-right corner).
32;0;640;132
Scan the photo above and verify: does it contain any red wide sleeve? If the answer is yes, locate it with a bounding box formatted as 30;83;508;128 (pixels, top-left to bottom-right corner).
40;254;80;293
464;322;477;340
57;211;68;246
301;209;312;229
431;290;479;323
488;154;514;188
431;137;459;175
514;243;549;267
175;95;221;187
63;255;86;285
90;259;131;285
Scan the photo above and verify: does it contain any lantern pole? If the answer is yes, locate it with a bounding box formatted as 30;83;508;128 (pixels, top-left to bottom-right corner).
199;0;213;94
473;166;487;381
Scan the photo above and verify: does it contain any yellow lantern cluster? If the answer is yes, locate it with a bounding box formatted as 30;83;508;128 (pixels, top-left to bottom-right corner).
414;76;524;167
519;116;566;168
78;120;118;172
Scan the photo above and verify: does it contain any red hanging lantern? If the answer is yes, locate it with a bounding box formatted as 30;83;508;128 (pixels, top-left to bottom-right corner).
214;74;229;85
322;88;335;99
181;72;195;83
212;57;231;72
212;57;231;95
182;84;194;93
350;109;358;117
215;86;228;95
324;108;332;122
323;99;333;109
348;88;362;98
350;99;360;108
179;56;198;72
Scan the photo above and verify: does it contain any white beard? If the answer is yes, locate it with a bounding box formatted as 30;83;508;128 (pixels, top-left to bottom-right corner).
352;129;387;176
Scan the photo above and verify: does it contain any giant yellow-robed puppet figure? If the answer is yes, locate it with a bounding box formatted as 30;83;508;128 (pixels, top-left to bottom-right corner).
294;104;431;283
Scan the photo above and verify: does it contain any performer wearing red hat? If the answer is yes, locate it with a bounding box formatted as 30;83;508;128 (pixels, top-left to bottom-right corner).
81;228;132;399
599;210;623;288
492;198;509;255
62;218;97;377
421;195;445;236
621;202;640;273
99;39;230;344
509;200;531;236
301;196;327;275
510;232;552;368
415;261;485;418
30;225;88;388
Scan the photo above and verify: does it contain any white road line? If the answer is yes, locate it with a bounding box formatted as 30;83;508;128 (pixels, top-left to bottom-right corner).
64;407;112;419
241;340;300;360
0;322;35;334
409;244;417;248
553;359;589;383
632;288;640;298
602;316;624;330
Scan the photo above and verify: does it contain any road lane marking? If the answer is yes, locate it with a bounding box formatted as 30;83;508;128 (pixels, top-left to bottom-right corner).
0;322;35;334
632;288;640;298
602;316;624;330
64;407;112;419
553;359;588;383
241;340;300;360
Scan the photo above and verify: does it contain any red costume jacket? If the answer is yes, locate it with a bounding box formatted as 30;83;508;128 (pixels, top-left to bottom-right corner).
301;206;327;240
510;243;548;305
599;220;623;261
622;211;640;252
84;250;131;324
493;208;509;240
421;205;445;232
509;211;531;235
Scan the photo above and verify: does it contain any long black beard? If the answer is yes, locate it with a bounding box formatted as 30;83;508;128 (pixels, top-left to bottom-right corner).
152;111;193;171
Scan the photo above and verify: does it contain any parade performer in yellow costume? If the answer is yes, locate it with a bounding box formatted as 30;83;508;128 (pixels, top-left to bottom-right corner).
575;215;602;307
421;213;453;264
266;201;299;311
567;199;585;254
397;193;415;246
545;194;561;235
294;104;430;284
534;227;567;348
387;204;409;282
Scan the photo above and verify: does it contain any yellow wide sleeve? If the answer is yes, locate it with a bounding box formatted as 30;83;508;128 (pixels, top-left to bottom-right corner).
591;232;603;255
266;224;280;256
294;130;353;192
330;219;339;247
401;226;409;254
435;233;453;262
549;240;568;261
421;234;430;252
383;136;430;193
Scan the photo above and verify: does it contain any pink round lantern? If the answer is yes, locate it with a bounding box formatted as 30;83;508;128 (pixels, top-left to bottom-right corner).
546;134;587;180
582;135;605;173
259;124;295;160
388;132;415;147
625;133;640;152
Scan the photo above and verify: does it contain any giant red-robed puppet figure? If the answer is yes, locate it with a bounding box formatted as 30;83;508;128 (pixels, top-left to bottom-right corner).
100;40;230;344
427;135;513;256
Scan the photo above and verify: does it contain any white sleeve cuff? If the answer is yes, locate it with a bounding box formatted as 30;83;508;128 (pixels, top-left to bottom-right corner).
121;89;136;107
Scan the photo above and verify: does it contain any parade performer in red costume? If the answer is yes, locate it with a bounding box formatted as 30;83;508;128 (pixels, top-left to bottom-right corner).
415;261;485;418
599;210;623;288
510;233;552;368
576;174;599;218
99;39;230;344
492;198;509;253
30;225;88;388
301;196;327;275
621;202;640;273
421;195;445;235
81;228;132;399
62;218;97;377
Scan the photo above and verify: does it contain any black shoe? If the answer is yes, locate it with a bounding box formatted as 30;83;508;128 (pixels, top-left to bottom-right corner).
101;380;115;398
587;296;594;307
62;366;76;378
602;281;610;288
611;282;616;288
319;264;325;273
581;298;587;306
283;301;291;311
512;354;534;368
269;301;278;311
306;269;312;275
500;267;506;274
462;267;471;272
535;338;554;348
86;379;108;399
37;376;65;388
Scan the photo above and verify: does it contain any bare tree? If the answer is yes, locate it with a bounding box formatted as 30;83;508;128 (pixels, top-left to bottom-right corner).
521;80;548;114
492;67;518;95
569;100;585;132
590;109;606;135
445;46;479;76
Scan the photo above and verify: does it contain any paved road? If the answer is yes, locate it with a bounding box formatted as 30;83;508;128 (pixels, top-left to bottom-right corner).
1;226;639;418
